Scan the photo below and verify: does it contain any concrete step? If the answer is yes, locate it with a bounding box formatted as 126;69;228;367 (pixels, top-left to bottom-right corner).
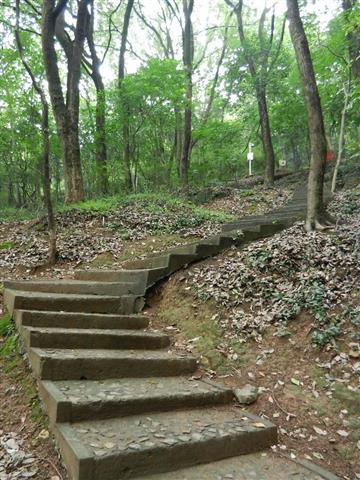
126;256;170;270
40;377;234;423
14;310;149;330
29;348;197;380
222;218;291;233
168;253;199;272
4;280;144;296
74;267;169;288
195;243;222;257
4;290;144;316
220;226;265;238
55;408;277;480
136;451;336;480
22;327;170;350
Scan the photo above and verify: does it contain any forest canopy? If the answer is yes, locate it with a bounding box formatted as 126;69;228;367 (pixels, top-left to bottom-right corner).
0;0;359;210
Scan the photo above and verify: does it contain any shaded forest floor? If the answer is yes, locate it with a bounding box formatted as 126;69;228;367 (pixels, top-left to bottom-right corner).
0;173;359;479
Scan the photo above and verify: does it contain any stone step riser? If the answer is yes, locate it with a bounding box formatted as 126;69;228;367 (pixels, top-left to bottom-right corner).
4;281;144;297
222;220;290;232
29;351;197;381
5;290;144;315
55;421;277;480
23;329;170;351
40;382;234;424
195;244;222;257
15;310;149;330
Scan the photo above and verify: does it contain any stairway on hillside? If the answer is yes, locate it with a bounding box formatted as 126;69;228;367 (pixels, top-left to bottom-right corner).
3;188;338;480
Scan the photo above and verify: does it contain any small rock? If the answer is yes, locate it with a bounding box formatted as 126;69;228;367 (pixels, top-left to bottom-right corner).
234;384;259;405
349;343;360;359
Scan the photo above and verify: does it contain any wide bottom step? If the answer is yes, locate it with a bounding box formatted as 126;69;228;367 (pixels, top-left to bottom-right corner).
135;451;338;480
55;407;277;480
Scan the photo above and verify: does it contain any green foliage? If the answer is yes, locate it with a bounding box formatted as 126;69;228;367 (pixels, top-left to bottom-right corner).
0;314;18;358
63;192;234;224
0;313;12;336
312;322;342;347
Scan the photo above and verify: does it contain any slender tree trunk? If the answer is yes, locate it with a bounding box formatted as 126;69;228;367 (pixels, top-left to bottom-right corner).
257;87;275;184
118;0;135;191
180;0;194;190
87;0;108;195
342;0;360;79
332;81;350;193
95;88;108;195
16;0;57;262
226;0;276;186
287;0;331;231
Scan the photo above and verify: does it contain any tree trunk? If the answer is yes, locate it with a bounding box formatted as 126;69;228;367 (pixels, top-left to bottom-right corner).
16;0;57;262
87;0;108;196
42;0;86;204
342;0;360;79
257;87;275;185
180;0;194;190
332;81;350;193
226;0;276;186
287;0;331;231
118;0;135;191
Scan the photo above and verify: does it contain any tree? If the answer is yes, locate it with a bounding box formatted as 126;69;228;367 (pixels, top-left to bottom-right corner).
118;0;135;191
86;0;108;196
286;0;333;231
342;0;360;79
180;0;194;189
225;0;286;186
41;0;89;203
15;0;57;262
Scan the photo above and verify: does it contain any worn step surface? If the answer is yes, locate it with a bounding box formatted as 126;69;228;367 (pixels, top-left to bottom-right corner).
135;451;337;480
55;408;277;480
22;327;170;350
5;290;144;315
4;279;144;296
40;377;234;423
15;310;149;330
29;348;197;380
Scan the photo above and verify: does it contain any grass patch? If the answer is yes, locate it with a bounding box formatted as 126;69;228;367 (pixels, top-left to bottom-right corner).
63;192;235;222
0;207;35;222
0;313;18;359
0;240;16;250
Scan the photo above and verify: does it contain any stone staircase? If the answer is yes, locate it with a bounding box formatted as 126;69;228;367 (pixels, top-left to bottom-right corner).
3;186;338;480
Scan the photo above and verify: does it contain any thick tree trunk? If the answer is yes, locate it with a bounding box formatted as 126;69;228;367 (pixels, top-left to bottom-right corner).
257;87;275;185
287;0;330;231
180;0;194;190
42;0;86;204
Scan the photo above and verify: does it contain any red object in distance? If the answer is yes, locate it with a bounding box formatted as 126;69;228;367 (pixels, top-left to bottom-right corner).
326;150;335;162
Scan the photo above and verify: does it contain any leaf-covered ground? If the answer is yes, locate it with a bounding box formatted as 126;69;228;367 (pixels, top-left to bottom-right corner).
188;188;359;347
0;184;293;280
148;187;360;479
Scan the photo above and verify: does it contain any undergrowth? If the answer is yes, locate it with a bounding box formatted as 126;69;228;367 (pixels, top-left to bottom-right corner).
0;313;18;358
